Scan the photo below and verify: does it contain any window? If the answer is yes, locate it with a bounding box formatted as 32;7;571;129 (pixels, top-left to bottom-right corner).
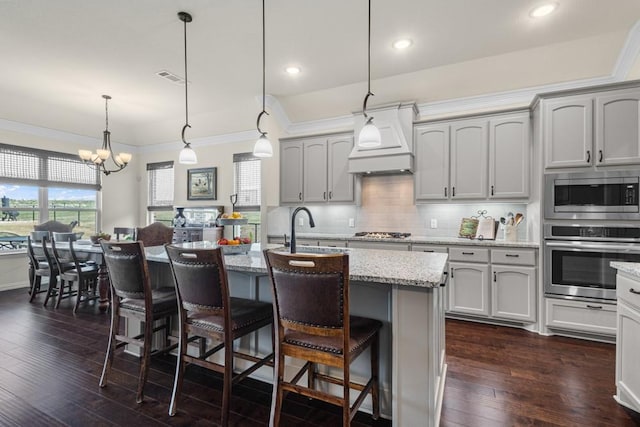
147;161;174;225
233;153;261;242
0;143;100;249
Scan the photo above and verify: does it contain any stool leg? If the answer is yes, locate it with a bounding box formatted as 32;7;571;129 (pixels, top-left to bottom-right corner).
269;351;285;427
100;299;120;388
136;318;153;404
169;321;188;416
371;333;380;420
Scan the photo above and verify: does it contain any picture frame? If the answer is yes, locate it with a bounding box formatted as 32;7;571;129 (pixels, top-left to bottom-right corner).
187;167;217;200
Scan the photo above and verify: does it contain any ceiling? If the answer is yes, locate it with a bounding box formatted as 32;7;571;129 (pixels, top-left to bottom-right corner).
1;0;639;147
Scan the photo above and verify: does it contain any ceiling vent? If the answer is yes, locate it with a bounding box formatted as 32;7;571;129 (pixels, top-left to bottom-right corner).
156;70;186;85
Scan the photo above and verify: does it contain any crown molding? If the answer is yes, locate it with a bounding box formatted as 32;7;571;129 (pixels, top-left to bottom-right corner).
613;20;640;80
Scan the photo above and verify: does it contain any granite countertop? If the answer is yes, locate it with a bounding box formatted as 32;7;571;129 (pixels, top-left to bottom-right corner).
611;261;640;280
268;233;539;248
145;242;448;289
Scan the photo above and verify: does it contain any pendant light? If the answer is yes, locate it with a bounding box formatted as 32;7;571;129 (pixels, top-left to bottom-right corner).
253;0;273;158
178;11;197;164
78;95;132;175
358;0;381;148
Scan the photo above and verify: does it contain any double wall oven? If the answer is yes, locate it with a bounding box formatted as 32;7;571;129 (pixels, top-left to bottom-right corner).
544;171;640;302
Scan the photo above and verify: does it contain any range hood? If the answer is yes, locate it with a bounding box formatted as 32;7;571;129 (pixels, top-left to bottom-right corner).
348;102;417;174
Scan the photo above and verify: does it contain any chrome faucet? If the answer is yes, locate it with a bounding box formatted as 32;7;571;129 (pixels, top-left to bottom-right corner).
290;207;315;254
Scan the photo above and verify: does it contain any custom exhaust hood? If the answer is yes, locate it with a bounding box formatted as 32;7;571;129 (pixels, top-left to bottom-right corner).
348;102;417;175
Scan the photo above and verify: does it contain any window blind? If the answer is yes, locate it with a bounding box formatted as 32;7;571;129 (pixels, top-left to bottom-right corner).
233;152;260;211
147;161;174;210
0;143;101;190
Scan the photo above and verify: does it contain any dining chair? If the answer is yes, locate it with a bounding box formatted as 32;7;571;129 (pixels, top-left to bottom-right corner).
263;249;382;427
135;222;173;247
99;241;178;404
113;227;135;241
27;231;58;305
51;232;99;313
165;245;274;425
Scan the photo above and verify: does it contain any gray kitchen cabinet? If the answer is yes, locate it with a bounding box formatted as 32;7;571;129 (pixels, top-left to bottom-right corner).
280;141;304;203
279;133;354;205
543;94;593;169
491;265;536;322
545;298;616;336
414;124;450;200
595;88;640;166
615;272;640;413
489;114;530;198
303;137;328;202
450;120;488;199
449;261;490;316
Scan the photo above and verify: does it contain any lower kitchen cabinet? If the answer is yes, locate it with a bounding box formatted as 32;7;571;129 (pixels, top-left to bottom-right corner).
491;265;536;322
545;298;617;336
449;262;490;316
615;272;640;413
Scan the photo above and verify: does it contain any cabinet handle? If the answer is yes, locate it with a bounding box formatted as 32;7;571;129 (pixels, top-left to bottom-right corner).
599;150;603;163
630;288;640;295
452;187;456;197
586;304;602;310
450;268;454;279
422;249;435;252
323;191;327;200
444;187;447;197
586;150;591;163
299;192;302;200
491;185;494;196
462;251;474;255
505;254;520;258
329;191;332;199
493;271;497;282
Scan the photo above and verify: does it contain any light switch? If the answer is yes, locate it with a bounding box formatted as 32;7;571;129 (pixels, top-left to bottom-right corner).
348;218;355;227
430;218;438;229
298;217;304;226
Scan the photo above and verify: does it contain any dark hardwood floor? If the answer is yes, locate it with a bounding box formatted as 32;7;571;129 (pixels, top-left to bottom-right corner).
0;287;639;426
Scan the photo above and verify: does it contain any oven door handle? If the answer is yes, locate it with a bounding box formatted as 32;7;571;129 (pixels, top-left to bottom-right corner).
545;241;640;252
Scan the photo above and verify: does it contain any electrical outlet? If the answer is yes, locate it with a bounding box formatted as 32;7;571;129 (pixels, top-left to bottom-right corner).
348;218;355;227
298;217;304;226
430;218;438;229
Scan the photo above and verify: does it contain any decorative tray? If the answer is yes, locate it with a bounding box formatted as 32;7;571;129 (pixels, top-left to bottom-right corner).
216;218;248;226
220;243;252;255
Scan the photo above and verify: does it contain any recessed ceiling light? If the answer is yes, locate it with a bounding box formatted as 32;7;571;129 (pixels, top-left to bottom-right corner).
529;2;558;18
285;66;301;75
393;39;413;50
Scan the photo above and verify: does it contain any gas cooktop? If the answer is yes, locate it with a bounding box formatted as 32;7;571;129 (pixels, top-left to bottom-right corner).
354;232;411;239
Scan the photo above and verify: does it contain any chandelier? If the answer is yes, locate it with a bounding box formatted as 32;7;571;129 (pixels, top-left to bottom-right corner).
78;95;132;175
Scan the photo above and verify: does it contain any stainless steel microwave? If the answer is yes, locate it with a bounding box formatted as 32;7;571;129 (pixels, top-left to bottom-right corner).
544;171;640;220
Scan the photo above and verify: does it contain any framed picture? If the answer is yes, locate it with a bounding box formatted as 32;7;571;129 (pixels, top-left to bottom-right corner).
187;167;217;200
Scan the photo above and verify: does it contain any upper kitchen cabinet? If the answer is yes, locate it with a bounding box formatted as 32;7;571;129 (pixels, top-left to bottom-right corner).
543;85;640;170
279;133;354;205
451;120;488;199
415;111;529;202
489;113;530;198
595;88;640;166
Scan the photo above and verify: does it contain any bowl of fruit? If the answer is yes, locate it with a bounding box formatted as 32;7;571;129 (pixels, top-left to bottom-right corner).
216;212;248;226
217;236;252;254
89;232;111;245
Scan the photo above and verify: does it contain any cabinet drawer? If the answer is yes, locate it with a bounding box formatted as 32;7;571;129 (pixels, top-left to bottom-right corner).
491;249;535;266
449;247;489;263
617;273;640;310
545;298;616;336
411;244;448;253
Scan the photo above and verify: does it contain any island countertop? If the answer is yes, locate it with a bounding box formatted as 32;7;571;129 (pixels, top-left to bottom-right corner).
611;261;640;280
145;242;448;288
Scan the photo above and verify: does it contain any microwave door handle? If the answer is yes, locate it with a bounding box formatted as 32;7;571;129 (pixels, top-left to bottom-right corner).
545;241;640;252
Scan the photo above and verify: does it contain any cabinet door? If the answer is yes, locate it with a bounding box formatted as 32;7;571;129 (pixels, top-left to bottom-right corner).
450;120;488;199
617;300;640;413
414;124;450;200
303;138;328;202
449;261;490;316
544;95;593;169
280;141;304;204
491;265;536;322
327;135;354;202
489;114;530;198
596;89;640;166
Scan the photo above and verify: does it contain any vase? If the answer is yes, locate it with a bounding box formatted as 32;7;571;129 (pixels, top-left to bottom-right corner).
173;207;187;227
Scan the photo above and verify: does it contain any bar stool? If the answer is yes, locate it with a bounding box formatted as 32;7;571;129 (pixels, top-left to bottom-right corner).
263;249;382;427
113;227;135;241
99;241;178;404
135;222;173;247
165;245;274;425
51;232;99;313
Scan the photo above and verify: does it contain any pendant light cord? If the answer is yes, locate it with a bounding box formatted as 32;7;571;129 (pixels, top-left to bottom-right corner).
362;0;374;120
104;96;109;132
179;12;192;145
256;0;269;136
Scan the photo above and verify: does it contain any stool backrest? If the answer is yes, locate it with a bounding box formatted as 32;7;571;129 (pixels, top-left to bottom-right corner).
113;227;136;241
165;245;229;315
264;250;349;336
100;241;150;300
135;222;173;247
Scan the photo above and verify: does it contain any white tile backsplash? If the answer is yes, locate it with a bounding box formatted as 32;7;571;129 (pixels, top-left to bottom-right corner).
268;174;531;241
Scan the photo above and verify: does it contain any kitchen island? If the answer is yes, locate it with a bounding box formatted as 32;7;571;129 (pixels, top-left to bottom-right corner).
145;242;448;426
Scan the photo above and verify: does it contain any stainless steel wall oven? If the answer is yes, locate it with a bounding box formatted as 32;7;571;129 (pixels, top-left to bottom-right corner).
544;224;640;302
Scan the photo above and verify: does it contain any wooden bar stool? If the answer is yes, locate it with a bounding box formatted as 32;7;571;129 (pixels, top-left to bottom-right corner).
165;244;274;425
263;249;382;427
135;222;173;247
